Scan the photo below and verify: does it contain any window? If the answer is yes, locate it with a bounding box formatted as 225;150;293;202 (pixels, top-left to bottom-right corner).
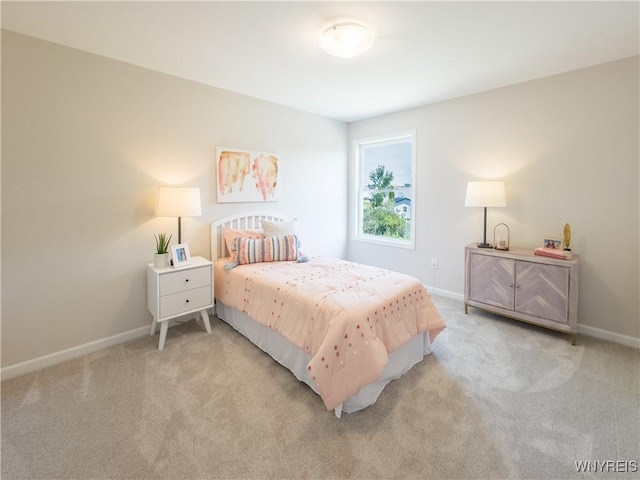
354;131;416;248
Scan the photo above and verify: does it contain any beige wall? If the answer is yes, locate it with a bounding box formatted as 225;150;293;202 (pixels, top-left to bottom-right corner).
2;30;638;372
348;56;639;342
1;31;348;368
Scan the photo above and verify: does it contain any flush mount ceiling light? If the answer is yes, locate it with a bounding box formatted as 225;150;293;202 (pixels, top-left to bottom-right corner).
319;22;374;58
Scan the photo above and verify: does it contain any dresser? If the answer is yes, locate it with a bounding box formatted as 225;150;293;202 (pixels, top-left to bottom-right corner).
147;256;213;350
464;244;579;344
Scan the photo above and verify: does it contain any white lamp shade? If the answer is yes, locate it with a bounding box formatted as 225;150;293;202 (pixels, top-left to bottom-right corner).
465;181;507;208
319;22;374;58
155;187;202;217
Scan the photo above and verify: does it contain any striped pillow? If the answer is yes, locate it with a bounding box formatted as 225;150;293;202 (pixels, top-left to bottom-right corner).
224;234;308;270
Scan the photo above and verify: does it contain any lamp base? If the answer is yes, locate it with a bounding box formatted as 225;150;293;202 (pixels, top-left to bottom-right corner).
477;242;493;249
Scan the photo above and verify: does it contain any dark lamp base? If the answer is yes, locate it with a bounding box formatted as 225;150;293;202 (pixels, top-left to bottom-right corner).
477;243;493;249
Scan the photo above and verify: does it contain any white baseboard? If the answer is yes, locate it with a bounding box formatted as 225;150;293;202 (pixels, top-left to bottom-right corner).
428;286;464;302
1;325;150;381
577;324;640;350
425;284;639;350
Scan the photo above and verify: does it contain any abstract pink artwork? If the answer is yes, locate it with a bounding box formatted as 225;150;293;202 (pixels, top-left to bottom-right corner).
216;147;279;203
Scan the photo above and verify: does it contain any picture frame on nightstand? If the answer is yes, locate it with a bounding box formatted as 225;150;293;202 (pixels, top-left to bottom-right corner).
171;243;191;267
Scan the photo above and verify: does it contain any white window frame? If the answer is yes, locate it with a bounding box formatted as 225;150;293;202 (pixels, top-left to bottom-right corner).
353;130;416;249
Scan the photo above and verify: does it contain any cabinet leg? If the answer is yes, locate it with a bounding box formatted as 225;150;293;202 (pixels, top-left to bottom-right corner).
200;310;212;334
571;333;577;346
150;318;158;336
464;304;468;315
158;322;168;350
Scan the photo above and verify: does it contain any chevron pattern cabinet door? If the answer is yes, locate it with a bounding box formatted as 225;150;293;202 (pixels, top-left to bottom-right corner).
515;262;569;324
468;254;515;310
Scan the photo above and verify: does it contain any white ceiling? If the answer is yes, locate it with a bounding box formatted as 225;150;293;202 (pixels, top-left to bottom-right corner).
2;1;638;122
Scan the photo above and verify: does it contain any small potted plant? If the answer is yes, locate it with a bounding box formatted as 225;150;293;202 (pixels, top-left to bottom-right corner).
154;233;172;267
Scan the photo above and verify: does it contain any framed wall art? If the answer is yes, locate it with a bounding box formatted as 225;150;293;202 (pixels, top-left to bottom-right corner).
216;147;279;203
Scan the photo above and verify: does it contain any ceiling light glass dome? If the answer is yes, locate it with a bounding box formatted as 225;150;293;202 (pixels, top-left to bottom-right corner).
319;22;374;58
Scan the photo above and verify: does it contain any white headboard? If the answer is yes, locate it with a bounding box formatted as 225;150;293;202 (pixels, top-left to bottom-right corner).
210;211;288;261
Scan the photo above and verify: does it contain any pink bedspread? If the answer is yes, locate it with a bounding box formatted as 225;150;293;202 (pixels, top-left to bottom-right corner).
215;256;446;410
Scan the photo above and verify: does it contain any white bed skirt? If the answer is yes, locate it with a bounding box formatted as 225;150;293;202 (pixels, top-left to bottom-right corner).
215;301;434;416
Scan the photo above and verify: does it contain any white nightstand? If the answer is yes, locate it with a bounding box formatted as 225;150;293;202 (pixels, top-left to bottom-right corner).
146;256;213;350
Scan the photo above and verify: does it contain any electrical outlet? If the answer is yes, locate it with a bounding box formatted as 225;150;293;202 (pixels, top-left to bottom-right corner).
431;258;438;269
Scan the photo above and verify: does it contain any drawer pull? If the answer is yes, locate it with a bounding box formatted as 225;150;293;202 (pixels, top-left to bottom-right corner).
185;299;190;303
185;278;190;282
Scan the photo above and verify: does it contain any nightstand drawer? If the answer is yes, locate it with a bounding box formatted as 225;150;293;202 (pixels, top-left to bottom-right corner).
160;285;212;318
159;266;211;296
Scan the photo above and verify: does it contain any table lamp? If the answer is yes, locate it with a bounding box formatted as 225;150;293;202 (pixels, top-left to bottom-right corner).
465;181;506;248
155;186;201;244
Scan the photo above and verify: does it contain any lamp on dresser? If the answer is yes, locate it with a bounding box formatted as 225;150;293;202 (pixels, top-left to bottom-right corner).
155;186;202;244
465;181;506;248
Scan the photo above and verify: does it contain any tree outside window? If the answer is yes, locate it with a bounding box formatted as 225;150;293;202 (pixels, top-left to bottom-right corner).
355;132;416;248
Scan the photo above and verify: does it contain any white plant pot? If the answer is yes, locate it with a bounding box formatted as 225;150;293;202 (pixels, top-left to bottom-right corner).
153;253;170;268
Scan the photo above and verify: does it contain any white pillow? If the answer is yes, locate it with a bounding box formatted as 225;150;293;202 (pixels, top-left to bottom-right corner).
261;218;298;237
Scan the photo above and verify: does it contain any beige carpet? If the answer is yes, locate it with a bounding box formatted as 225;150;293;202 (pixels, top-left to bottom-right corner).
2;295;639;479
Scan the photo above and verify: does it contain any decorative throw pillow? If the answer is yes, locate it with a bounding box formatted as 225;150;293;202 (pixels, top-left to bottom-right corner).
224;234;308;270
261;218;298;237
222;227;264;254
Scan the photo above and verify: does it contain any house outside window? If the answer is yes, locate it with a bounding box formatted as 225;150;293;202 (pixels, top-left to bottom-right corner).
354;131;416;248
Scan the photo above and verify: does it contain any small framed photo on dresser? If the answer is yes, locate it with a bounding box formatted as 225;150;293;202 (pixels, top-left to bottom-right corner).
171;243;191;268
543;238;562;250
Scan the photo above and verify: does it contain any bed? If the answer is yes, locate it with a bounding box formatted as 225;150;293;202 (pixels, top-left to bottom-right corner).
210;212;446;417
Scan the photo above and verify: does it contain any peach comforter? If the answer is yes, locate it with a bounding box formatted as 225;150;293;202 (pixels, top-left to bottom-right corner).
215;256;446;410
